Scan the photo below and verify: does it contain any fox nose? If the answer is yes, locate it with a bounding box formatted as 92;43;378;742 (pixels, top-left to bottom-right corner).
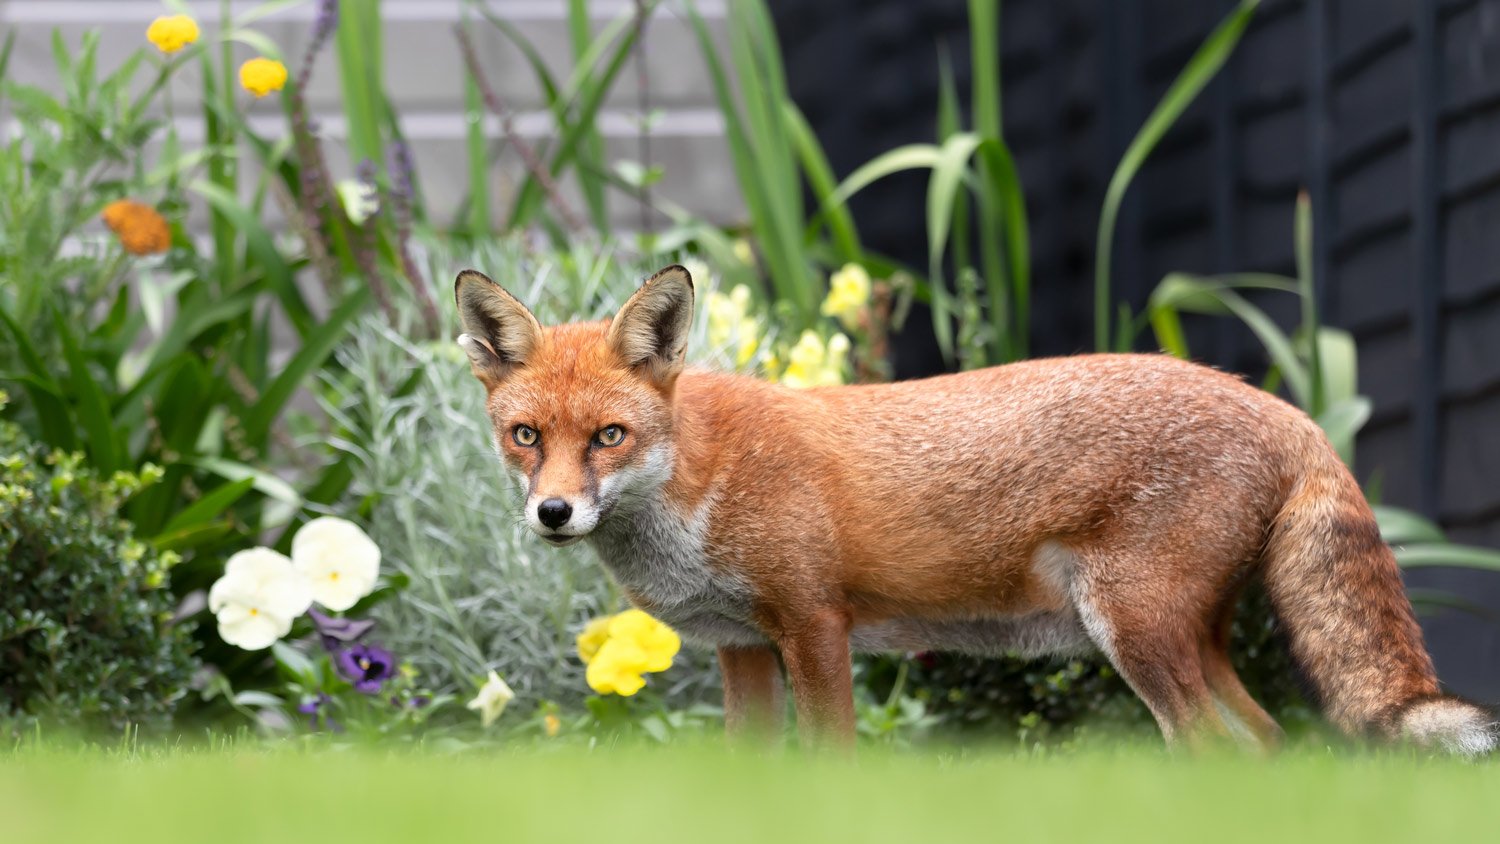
537;498;573;530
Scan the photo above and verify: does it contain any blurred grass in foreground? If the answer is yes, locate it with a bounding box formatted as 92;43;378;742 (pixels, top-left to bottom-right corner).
2;742;1496;843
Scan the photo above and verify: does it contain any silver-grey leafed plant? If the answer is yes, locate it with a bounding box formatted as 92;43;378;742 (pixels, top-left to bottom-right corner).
313;237;757;709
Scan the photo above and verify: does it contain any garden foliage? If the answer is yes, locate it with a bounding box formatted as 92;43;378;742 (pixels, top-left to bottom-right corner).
0;398;199;732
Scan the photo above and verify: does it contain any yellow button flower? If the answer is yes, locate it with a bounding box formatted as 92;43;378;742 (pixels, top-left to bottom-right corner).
240;57;288;98
101;199;172;256
821;263;872;330
146;15;199;54
575;615;613;664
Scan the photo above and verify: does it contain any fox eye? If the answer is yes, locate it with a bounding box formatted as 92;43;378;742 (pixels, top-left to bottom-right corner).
595;425;625;447
513;425;539;447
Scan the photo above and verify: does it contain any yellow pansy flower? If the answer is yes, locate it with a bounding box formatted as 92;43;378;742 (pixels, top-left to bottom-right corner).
821;263;871;330
239;57;288;98
147;15;199;54
586;637;651;696
607;609;681;673
576;608;681;696
575;615;613;664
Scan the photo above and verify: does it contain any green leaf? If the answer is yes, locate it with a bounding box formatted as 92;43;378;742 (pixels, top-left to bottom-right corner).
158;477;258;537
1314;396;1371;464
1095;0;1260;350
54;307;121;473
272;641;319;685
1373;505;1448;546
785;101;862;264
1394;544;1500;572
824;144;944;214
189;179;312;337
191;457;304;508
0;307;75;451
242;286;370;446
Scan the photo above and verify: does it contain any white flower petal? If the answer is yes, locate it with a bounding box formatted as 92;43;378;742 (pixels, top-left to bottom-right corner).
291;517;381;611
218;609;289;651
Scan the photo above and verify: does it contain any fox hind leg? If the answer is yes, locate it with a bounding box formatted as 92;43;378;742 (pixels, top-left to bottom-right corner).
1070;553;1233;749
1199;602;1284;750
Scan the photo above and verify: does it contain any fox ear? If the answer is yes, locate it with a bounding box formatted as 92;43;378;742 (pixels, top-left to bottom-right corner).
454;269;543;383
609;265;695;382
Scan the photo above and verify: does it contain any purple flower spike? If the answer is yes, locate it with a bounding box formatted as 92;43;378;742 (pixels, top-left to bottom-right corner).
309;608;375;653
336;643;397;694
311;0;339;45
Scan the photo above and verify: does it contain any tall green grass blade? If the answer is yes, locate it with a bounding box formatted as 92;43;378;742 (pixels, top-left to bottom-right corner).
54;308;121;473
1373;505;1450;545
1395;545;1500;571
977;139;1030;359
1295;190;1324;415
824;145;944;211
508;7;644;232
784;102;861;263
567;0;610;233
0;308;76;451
1316;397;1371;463
242;286;370;446
189;179;312;338
460;15;490;235
157;477;257;538
969;0;1001;137
1095;0;1259;350
335;0;386;166
1148;273;1309;405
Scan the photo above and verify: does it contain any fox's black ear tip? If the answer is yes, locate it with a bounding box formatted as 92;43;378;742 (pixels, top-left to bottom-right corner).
455;268;493;289
652;263;694;292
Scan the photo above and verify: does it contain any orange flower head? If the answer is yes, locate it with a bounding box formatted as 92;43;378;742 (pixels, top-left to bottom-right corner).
102;199;172;256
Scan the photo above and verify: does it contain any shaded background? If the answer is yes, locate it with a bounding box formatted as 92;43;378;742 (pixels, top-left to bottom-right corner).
770;0;1500;699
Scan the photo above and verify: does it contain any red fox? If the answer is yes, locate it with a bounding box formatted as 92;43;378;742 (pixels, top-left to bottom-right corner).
454;264;1495;754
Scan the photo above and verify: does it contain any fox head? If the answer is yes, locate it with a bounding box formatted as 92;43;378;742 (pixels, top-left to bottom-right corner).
454;265;694;546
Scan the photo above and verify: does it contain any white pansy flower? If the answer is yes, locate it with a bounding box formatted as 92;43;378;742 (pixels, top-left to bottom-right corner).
291;516;382;612
467;670;515;727
208;548;313;651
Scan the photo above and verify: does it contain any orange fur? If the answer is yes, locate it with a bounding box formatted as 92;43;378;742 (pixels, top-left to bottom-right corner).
453;266;1495;754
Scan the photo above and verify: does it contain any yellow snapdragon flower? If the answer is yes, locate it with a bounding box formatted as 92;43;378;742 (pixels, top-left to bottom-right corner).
240;57;288;97
706;284;761;368
147;15;199;54
732;238;755;267
821;263;871;330
778;330;849;389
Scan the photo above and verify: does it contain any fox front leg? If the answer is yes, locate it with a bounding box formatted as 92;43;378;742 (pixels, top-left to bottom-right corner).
718;644;786;743
775;609;857;750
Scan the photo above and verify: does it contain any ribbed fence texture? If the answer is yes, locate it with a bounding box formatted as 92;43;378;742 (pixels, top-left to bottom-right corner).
773;0;1500;698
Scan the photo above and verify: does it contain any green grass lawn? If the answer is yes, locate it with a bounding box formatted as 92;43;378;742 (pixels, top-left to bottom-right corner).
2;741;1496;843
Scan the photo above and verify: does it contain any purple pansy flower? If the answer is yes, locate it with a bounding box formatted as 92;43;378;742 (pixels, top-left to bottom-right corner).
309;607;375;653
336;642;397;694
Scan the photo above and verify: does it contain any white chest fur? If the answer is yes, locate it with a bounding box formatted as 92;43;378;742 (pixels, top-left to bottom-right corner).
588;492;765;647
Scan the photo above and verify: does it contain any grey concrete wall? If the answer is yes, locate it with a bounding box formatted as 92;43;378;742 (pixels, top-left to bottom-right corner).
1;0;744;230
